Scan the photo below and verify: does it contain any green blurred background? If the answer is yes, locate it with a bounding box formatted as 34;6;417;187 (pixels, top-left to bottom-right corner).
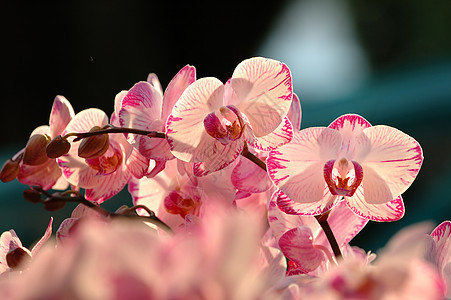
1;0;450;251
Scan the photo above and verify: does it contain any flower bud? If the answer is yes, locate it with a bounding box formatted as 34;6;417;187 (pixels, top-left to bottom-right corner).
23;189;42;203
44;199;66;211
78;126;110;159
23;134;51;165
0;159;20;182
46;135;71;158
6;247;32;270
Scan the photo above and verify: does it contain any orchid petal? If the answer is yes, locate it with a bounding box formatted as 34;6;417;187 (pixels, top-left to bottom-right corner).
274;188;337;216
356;125;423;204
147;73;163;96
251;116;293;151
431;221;451;273
139;135;174;161
328;114;371;158
287;93;302;131
111;90;128;127
279;226;324;273
56;218;78;244
346;186;405;222
192;139;244;176
267;128;341;204
119;81;163;144
166;77;224;162
232;156;272;193
31;218;53;255
126;147;153;179
30;125;50;137
161;65;196;122
231;57;292;137
49;95;75;138
85;164;130;204
18;159;62;190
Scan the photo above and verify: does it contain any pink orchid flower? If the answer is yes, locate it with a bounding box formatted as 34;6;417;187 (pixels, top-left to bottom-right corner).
267;114;423;221
15;96;74;190
119;65;196;165
0;218;52;274
429;221;451;298
166;57;294;176
268;190;369;275
57;108;150;203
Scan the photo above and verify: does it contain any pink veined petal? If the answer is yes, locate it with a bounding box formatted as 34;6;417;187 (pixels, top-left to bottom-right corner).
192;138;244;176
85;163;130;204
64;108;109;135
126;147;153;179
56;218;78;245
274;188;337;216
251;116;293;151
31;217;53;255
18;159;62;190
323;200;368;247
161;65;196;122
230;57;293;137
139;135;174;161
119;81;163;144
30;125;50;137
71;203;103;219
146;160;167;178
232;156;273;193
345;186;405;221
267;195;320;241
431;221;451;273
0;230;22;256
166;77;225;162
112;90;128;127
355;125;424;204
51;174;70;191
287;93;302;131
328;114;371;158
279;226;324;273
267;127;342;204
49;95;75;138
147;73;163;96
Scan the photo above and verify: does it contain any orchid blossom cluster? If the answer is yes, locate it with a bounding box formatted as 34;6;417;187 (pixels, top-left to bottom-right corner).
0;57;449;299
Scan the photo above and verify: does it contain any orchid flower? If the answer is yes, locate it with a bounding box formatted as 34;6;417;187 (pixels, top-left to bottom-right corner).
119;65;196;166
429;221;451;298
166;57;294;176
0;218;52;274
12;96;74;190
267;114;423;221
57;108;151;203
268;190;369;275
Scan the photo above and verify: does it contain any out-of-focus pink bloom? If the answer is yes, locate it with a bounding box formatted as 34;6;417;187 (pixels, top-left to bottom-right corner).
128;158;236;232
267;114;423;221
0;206;286;299
0;218;52;275
119;66;196;165
15;96;74;190
57;108;151;203
166;57;294;176
428;220;451;298
268;191;369;275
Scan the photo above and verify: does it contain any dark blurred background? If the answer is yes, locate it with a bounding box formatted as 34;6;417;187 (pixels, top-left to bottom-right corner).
1;0;451;251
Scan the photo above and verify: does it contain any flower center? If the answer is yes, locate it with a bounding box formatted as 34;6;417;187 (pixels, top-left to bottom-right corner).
164;190;200;218
85;144;123;175
203;105;245;145
323;158;363;197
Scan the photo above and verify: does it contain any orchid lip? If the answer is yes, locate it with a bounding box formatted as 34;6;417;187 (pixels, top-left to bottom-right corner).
323;158;363;197
85;144;123;176
203;105;245;145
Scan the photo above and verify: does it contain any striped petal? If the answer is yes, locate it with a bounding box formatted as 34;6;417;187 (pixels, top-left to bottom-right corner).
274;189;337;216
49;95;75;138
231;57;293;137
287;93;302;131
346;186;405;222
18;159;63;190
84;164;130;204
356;125;423;204
119;81;163;144
251;116;293;151
31;218;53;255
166;77;224;162
161;65;196;122
147;73;163;96
267;127;341;204
279;226;324;273
232;156;273;193
431;221;451;273
126;147;154;179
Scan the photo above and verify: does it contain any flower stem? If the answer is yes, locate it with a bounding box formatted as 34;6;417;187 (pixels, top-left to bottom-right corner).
315;211;342;259
240;142;267;172
64;125;166;142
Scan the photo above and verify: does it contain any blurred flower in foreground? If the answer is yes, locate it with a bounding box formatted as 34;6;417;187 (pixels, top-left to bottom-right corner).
268;114;423;221
0;207;286;299
428;220;451;298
